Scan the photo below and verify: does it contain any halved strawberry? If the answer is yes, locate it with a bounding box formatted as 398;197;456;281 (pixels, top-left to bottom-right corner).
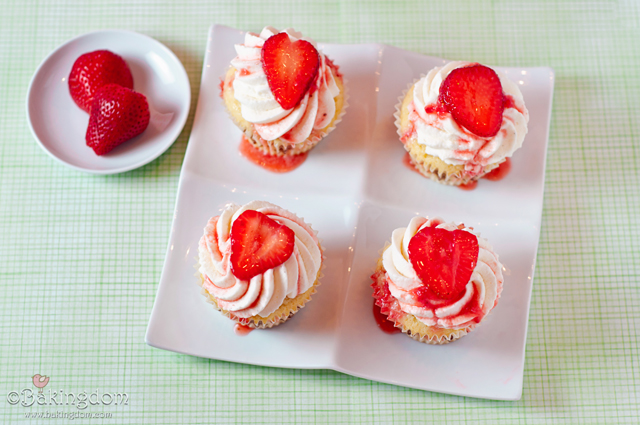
261;32;320;110
438;64;504;138
408;226;479;302
85;84;150;155
69;50;134;113
230;210;295;280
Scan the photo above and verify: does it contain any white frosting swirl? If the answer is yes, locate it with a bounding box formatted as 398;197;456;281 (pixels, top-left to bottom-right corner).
230;26;341;145
198;201;322;318
409;61;529;176
382;216;503;329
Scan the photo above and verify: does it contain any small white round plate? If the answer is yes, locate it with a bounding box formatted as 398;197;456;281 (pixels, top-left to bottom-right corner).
27;30;191;174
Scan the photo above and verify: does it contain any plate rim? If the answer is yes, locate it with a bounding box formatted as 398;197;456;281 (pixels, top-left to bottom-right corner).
26;28;191;175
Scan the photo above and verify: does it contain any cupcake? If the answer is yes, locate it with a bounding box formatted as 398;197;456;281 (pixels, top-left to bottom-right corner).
198;201;323;329
396;61;529;185
371;216;504;344
221;26;346;157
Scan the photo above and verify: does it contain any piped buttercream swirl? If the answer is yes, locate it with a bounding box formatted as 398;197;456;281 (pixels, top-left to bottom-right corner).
198;201;322;318
230;26;341;145
382;216;503;329
407;61;529;177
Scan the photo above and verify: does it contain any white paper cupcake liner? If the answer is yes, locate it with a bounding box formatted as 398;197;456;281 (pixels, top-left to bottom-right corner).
393;75;423;141
201;281;320;329
371;260;479;345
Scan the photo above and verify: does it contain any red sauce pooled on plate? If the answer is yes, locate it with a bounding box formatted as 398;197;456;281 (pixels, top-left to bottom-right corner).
239;136;307;173
402;153;511;189
402;152;422;175
458;158;512;190
482;157;512;181
233;323;254;336
459;180;478;191
373;301;401;334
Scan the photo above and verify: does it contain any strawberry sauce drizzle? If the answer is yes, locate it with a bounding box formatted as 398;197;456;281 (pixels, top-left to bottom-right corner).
402;153;511;189
459;181;478;191
239;136;307;173
424;102;448;118
233;323;254;336
483;157;512;181
371;271;404;334
218;78;225;99
503;94;520;113
373;301;400;334
458;158;512;190
402;152;421;174
456;290;484;325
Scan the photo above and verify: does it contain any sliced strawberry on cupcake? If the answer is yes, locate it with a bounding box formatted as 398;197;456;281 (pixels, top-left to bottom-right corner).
68;50;134;113
261;32;320;110
438;64;505;138
408;225;479;303
230;209;295;280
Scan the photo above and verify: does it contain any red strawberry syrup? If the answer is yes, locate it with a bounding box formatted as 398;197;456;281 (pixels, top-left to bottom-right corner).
458;157;512;190
402;152;421;175
402;153;511;189
239;136;307;173
503;94;524;114
233;323;254;336
459;181;478;191
371;271;403;334
373;301;401;334
219;78;225;99
482;157;512;181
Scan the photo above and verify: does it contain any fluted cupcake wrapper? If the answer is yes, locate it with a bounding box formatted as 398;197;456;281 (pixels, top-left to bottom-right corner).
403;320;473;345
371;259;477;345
393;77;420;141
199;280;320;329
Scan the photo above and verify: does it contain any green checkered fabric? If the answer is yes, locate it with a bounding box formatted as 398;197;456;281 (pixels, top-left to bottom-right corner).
1;1;639;423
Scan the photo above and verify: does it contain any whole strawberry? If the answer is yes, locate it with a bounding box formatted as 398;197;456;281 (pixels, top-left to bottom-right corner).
69;50;134;113
86;84;150;155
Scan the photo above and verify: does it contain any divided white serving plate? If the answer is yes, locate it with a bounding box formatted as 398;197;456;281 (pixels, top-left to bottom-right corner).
146;24;554;400
27;30;191;174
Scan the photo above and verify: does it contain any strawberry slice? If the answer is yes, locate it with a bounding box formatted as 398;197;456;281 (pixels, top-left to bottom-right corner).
68;50;134;113
438;64;505;138
85;84;150;155
230;210;295;280
407;226;479;302
261;32;320;110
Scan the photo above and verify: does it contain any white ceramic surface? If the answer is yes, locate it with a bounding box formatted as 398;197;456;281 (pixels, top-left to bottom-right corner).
146;24;554;400
27;30;191;174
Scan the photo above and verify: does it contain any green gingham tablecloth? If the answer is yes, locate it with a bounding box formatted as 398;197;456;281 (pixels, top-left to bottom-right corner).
1;1;639;423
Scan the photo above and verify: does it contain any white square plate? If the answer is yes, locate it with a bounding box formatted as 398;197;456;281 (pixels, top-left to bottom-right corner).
146;24;554;400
